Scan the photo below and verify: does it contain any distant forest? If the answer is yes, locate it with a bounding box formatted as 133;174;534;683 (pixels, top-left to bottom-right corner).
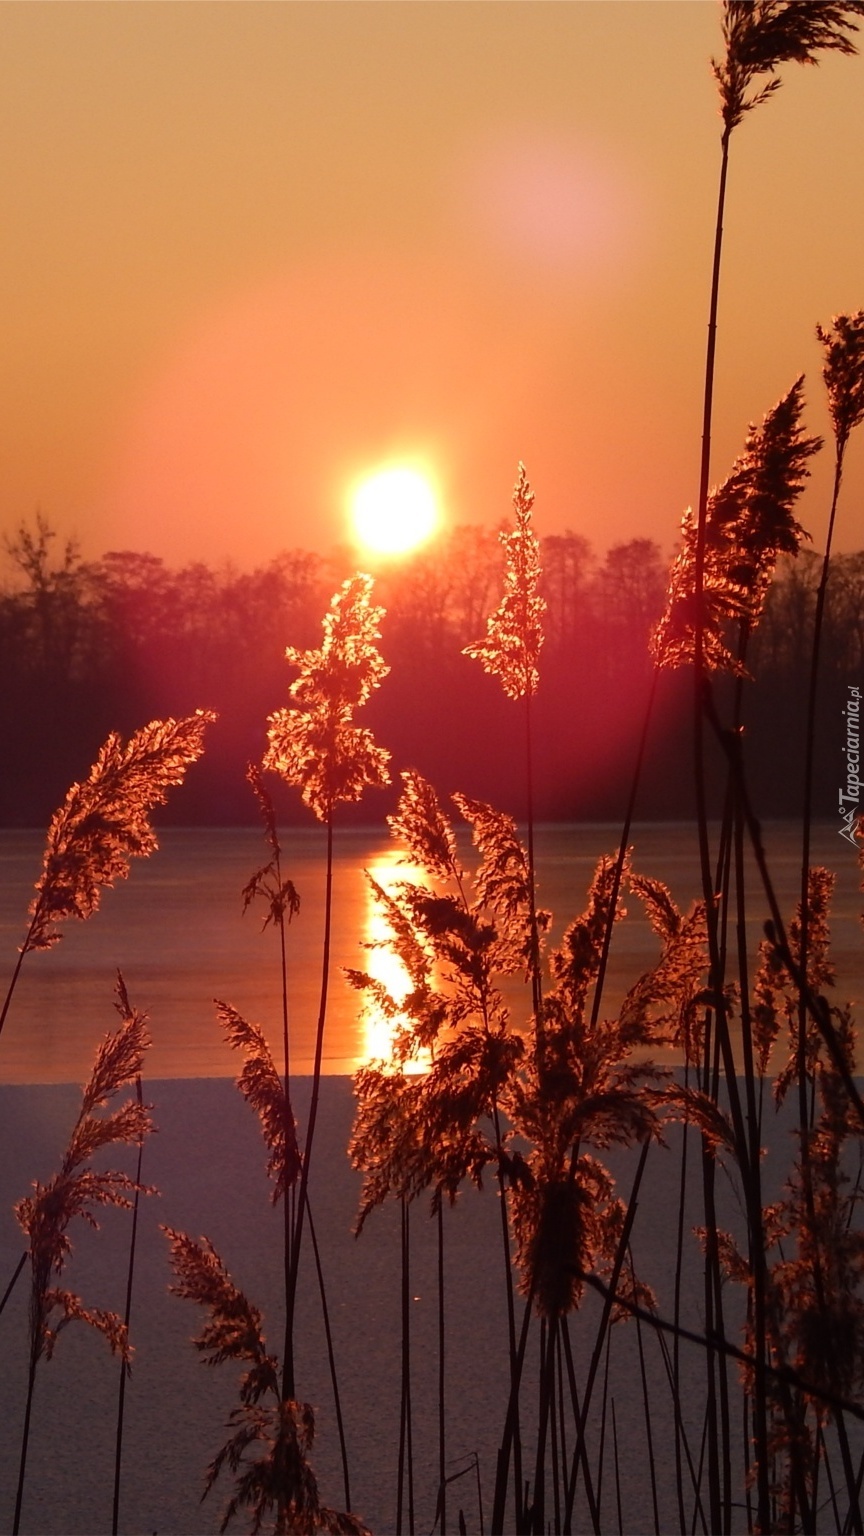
1;516;861;827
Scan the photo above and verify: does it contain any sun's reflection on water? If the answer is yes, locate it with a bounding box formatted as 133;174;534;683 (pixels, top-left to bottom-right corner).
361;851;431;1075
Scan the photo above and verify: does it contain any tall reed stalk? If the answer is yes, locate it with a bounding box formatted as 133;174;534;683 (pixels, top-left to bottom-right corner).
161;575;387;1532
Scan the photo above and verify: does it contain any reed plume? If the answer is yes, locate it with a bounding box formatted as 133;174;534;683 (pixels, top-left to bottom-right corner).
13;978;153;1534
464;463;546;1028
714;1;864;132
818;310;864;457
217;1001;301;1202
25;710;217;952
348;849;523;1217
652;379;820;675
0;709;216;1045
162;1229;369;1536
243;762;301;937
753;868;839;1102
797;313;864;1122
505;854;675;1318
263;573;390;823
262;573;390;1408
463;463;545;702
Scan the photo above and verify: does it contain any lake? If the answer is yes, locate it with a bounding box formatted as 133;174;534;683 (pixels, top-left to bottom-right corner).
0;822;862;1533
0;821;861;1085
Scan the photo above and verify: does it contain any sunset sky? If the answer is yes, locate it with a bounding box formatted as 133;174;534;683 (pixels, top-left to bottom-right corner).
1;1;863;570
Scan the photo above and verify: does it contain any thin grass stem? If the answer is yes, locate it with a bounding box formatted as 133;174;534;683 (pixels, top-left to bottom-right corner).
629;1247;660;1536
559;1318;601;1536
563;1138;650;1530
307;1195;352;1513
284;812;333;1398
611;1397;623;1536
0;1252;26;1318
438;1202;446;1536
111;1072;145;1536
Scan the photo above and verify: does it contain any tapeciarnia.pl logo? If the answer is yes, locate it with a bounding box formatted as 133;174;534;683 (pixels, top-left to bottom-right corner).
838;684;862;845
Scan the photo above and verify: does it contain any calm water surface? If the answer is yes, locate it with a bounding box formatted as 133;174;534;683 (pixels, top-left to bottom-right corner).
0;821;861;1083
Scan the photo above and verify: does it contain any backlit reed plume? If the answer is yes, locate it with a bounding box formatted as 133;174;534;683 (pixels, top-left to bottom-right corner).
351;789;719;1528
263;573;390;823
463;462;545;701
25;710;217;951
464;463;546;1027
0;709;216;1045
262;574;389;1412
652;379;820;675
12;978;153;1534
349;773;530;1219
162;1229;368;1536
753;866;838;1096
696;0;862;624
505;854;686;1319
627;874;710;1072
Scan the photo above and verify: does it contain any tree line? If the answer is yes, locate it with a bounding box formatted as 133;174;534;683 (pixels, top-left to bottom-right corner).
0;515;860;826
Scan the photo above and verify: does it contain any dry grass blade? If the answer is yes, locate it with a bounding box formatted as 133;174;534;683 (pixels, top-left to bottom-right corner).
216;1002;301;1201
26;709;216;952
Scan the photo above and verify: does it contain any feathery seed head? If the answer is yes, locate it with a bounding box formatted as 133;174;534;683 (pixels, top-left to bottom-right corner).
16;980;154;1366
163;1228;370;1533
387;771;462;884
263;575;391;821
817;311;864;455
714;2;864;133
463;463;546;699
27;710;216;952
652;379;819;672
216;1001;301;1200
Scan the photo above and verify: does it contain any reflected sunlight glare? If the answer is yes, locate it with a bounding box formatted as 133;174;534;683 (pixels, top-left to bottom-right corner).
362;853;430;1074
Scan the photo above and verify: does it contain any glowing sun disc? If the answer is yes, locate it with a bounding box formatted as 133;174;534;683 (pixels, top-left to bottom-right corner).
350;466;438;556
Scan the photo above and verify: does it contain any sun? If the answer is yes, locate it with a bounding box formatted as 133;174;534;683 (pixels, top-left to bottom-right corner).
349;465;439;556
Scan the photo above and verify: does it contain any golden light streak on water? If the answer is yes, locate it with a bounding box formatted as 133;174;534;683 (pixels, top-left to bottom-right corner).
362;852;431;1074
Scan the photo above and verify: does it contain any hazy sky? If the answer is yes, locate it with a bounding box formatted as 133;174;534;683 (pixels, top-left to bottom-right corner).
1;1;863;569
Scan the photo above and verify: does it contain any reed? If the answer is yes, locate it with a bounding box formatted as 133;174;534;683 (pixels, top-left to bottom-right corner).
12;978;153;1534
0;710;215;1047
162;573;388;1533
6;7;864;1534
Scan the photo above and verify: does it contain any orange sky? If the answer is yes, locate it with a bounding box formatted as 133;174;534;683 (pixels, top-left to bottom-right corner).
0;1;863;570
